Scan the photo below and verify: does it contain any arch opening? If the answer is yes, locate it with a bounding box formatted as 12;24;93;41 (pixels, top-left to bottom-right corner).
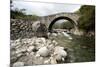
48;16;77;32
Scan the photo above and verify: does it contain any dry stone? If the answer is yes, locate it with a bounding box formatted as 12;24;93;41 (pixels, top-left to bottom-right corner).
10;37;68;65
13;62;24;67
11;19;33;40
37;47;50;57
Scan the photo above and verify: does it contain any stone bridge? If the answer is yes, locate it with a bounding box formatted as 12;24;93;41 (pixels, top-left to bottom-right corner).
38;12;81;35
10;13;82;40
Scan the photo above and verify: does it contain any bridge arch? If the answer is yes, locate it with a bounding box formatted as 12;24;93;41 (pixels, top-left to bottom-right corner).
48;16;77;32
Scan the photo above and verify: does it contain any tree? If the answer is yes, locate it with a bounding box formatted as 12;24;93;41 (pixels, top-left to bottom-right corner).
11;8;25;19
10;0;39;20
78;5;95;32
53;23;61;29
61;21;74;29
11;8;39;20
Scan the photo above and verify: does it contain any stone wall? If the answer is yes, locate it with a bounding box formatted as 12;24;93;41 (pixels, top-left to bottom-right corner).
11;19;34;40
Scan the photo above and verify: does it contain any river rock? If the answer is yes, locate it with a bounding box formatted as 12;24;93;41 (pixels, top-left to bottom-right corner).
54;46;67;61
11;19;33;40
52;33;57;37
13;62;24;67
44;59;50;64
50;56;57;64
54;46;67;57
52;40;58;46
37;47;49;57
10;34;69;65
27;46;35;52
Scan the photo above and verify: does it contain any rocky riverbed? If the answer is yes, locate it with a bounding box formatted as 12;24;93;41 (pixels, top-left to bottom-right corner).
10;19;72;67
10;37;69;67
10;19;95;67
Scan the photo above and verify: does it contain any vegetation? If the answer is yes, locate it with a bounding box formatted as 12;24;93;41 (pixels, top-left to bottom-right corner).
53;5;95;34
52;6;95;62
77;5;95;32
61;21;74;29
51;34;95;62
53;23;61;29
10;0;39;20
53;21;74;29
11;9;39;20
10;1;95;63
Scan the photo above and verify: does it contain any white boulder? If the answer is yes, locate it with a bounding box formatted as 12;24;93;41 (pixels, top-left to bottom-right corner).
37;47;49;57
54;46;67;61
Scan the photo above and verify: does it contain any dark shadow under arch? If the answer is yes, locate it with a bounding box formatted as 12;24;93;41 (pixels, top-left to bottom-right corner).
48;16;76;32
